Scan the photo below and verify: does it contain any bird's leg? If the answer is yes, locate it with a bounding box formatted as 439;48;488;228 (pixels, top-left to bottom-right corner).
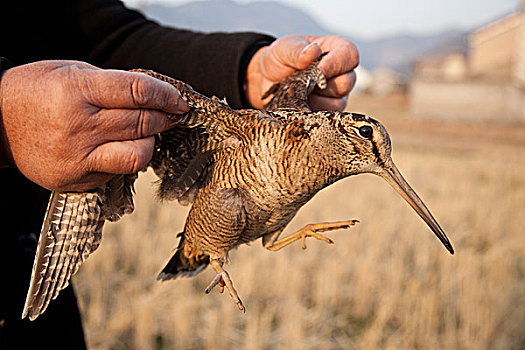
205;258;245;312
264;220;359;251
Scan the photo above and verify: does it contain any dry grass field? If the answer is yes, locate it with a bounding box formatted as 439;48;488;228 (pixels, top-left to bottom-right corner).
75;94;525;349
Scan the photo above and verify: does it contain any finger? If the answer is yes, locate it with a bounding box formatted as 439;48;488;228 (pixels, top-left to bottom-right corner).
316;40;359;79
79;69;189;114
87;136;155;174
294;41;323;71
309;94;349;112
92;108;178;142
269;36;322;73
315;71;356;98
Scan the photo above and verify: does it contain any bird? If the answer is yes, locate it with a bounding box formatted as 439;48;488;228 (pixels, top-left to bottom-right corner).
22;53;453;319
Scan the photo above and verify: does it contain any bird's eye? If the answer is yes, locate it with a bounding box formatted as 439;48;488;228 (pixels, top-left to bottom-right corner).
357;125;373;139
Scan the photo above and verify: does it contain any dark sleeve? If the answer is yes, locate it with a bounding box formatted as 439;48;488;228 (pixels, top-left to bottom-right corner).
0;170;86;349
0;57;13;74
79;0;275;108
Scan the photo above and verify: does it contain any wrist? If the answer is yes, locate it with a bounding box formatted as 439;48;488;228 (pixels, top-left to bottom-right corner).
241;37;274;109
244;45;268;109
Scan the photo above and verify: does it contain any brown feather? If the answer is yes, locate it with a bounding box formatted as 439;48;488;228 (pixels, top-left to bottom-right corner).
22;189;105;320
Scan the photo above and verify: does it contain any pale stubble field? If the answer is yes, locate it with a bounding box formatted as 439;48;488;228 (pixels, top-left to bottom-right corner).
75;94;525;349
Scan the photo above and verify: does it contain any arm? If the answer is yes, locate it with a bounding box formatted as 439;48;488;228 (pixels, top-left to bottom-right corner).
0;0;269;191
1;0;274;109
78;2;358;110
76;0;275;108
0;0;359;189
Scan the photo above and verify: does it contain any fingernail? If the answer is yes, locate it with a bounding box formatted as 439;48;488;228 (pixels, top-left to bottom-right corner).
301;42;320;56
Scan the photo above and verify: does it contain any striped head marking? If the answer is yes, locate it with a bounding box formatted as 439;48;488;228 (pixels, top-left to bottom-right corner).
331;112;392;174
333;112;454;255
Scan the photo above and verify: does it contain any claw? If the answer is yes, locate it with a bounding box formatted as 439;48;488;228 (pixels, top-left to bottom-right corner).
300;228;335;249
205;273;224;294
206;259;245;312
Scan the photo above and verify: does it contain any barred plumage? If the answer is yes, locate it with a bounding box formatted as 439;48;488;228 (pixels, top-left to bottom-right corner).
22;189;104;320
23;55;453;319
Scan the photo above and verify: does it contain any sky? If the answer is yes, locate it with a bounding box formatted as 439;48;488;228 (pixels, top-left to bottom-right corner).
123;0;522;39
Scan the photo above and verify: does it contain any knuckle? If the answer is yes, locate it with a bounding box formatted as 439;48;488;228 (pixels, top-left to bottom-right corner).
331;74;352;97
86;149;107;173
127;149;143;173
127;143;151;173
347;42;360;68
130;76;153;107
135;109;151;138
162;86;177;110
131;75;177;111
126;154;142;174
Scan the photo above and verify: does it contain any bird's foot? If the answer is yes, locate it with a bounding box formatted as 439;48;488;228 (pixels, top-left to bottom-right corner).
205;259;245;312
265;220;359;251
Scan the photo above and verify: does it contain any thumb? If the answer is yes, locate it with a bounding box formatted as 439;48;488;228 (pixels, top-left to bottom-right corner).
88;137;155;174
295;42;323;70
273;37;322;71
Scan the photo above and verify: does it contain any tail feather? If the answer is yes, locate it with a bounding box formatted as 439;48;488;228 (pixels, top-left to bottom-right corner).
157;239;209;280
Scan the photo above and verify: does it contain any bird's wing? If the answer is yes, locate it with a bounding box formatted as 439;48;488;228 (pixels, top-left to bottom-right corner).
103;174;138;221
148;126;216;204
22;174;136;320
262;52;328;113
133;70;280;205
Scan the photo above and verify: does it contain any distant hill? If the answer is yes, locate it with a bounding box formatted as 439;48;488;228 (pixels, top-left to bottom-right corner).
140;0;468;74
144;0;331;37
356;31;469;75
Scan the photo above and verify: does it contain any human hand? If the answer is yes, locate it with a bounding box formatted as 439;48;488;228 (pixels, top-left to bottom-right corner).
245;35;359;111
0;60;189;192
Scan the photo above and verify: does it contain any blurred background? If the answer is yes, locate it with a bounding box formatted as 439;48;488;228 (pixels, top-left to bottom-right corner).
76;0;525;348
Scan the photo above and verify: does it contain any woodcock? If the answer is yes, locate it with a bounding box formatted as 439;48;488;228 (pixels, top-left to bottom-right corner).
22;54;454;320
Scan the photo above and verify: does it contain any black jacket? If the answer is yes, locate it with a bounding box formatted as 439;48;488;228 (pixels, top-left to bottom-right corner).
0;0;273;348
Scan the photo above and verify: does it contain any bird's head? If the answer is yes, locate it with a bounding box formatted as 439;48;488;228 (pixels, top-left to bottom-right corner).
331;112;454;254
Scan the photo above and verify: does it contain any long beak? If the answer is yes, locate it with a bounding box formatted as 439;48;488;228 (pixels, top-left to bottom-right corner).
379;163;454;254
